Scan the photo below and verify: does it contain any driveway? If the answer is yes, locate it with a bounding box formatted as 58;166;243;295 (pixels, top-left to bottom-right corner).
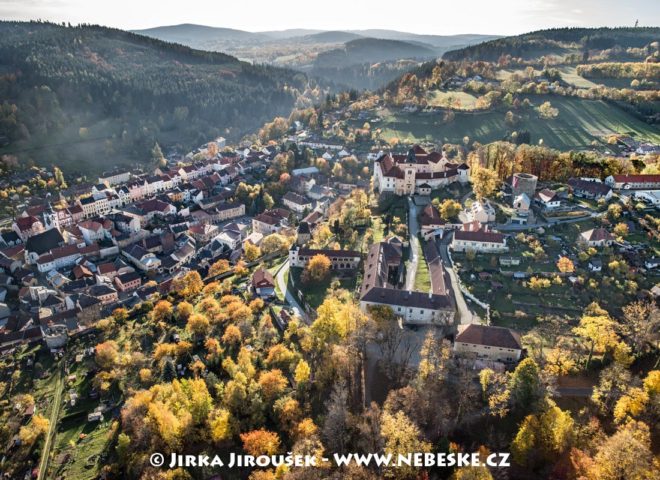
405;197;420;291
274;259;310;324
438;232;479;325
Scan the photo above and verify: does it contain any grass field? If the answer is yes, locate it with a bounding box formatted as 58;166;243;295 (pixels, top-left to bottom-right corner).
289;267;358;310
414;239;431;292
426;90;479;110
371;95;660;150
557;66;601;89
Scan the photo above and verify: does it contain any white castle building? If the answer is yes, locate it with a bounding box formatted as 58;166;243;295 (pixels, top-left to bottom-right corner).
373;145;469;196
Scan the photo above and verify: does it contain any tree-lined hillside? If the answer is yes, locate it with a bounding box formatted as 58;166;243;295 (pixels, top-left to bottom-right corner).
0;21;308;172
443;27;660;63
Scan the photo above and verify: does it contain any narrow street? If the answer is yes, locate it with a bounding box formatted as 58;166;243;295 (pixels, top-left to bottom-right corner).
274;259;310;324
438;232;479;325
405;197;420;291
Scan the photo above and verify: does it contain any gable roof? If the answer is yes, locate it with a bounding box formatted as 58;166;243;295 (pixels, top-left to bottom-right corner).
252;268;274;288
456;324;522;350
581;228;614;243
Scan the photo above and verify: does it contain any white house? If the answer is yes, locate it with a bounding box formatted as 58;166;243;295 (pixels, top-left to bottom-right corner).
283;192;313;214
122;244;161;272
579;228;614;247
452;229;507;253
535;189;561;209
465;200;496;224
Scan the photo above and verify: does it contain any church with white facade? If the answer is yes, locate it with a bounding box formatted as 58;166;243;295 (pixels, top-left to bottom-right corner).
372;145;469;196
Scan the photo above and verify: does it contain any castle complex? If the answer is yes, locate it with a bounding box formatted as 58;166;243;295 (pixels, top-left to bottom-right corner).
373;145;469;196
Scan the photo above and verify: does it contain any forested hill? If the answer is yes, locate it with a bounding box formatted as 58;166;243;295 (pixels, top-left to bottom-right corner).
443;27;660;62
0;21;307;173
314;38;437;68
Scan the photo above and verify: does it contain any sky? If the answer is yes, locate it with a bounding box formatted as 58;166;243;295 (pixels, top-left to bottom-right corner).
0;0;658;35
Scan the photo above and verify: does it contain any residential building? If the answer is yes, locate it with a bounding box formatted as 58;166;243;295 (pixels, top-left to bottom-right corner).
452;229;507;253
213;231;242;251
99;169;131;186
567;178;613;200
213;202;245;223
88;284;119;304
122;244;161;272
465;200;496;224
579;228;614;247
534;189;561;209
283;192;313;214
251;268;275;298
633;190;660;206
13;215;45;240
189;224;219;243
499;256;521;266
115;271;142;292
454;324;522;363
252;209;289;235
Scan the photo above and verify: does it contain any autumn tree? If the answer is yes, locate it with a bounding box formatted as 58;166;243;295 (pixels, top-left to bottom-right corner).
613;222;629;238
303;254;331;283
618;301;659;358
177;301;193;321
240;429;281;456
471;166;499;200
152;142;165;166
556;256;574;273
258;369;288;402
19;414;49;446
590;420;658;480
322;380;350;454
439;199;462;220
511;401;574;468
294;360;311;385
173;271;203;298
208;408;234;444
244;242;262;262
381;410;432;479
208;259;230;278
187;313;211;337
152;300;173;324
261;233;290;255
573;303;620;369
537;101;559;119
508;358;544;411
95;340;120;370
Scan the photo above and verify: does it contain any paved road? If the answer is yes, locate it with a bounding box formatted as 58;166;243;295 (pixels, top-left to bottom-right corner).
405;198;420;291
274;259;310;324
37;362;65;480
438;233;478;325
